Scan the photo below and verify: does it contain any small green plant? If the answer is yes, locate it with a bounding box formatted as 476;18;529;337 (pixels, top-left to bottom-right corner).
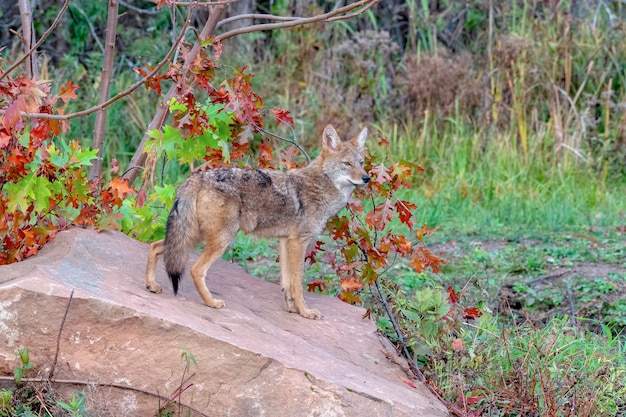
1;348;92;417
392;281;626;415
606;299;626;324
400;287;451;341
56;392;89;416
156;349;198;417
513;282;566;309
575;277;616;300
12;347;33;385
0;388;14;417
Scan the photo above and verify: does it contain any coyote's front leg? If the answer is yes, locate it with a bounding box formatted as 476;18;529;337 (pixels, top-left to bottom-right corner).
279;237;321;320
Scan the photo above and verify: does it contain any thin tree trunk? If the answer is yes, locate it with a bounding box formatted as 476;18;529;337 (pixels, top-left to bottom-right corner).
89;0;120;182
18;0;38;79
123;5;226;185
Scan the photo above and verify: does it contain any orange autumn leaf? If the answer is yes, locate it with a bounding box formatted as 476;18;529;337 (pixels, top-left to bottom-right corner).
338;290;362;304
59;81;78;103
452;339;466;352
109;177;136;199
340;278;364;292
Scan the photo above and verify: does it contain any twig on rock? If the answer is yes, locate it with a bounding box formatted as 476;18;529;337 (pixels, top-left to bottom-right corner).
49;289;74;382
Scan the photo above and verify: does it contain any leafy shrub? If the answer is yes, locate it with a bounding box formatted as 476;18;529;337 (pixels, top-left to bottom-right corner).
0;76;129;264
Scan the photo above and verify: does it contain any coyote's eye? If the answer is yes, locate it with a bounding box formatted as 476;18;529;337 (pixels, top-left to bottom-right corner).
343;161;352;167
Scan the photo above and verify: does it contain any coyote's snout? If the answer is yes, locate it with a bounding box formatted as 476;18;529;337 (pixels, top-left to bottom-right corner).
144;124;368;319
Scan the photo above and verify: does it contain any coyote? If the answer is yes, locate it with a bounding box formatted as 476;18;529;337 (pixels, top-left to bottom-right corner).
144;125;369;319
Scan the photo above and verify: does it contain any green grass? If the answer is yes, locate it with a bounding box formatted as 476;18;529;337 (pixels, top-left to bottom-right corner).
375;225;626;415
374;120;626;241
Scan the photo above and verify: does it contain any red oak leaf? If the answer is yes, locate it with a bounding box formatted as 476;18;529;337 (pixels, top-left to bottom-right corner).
370;163;392;184
272;107;293;126
394;199;417;229
338;290;362;304
258;141;274;168
377;132;390;149
327;216;351;240
306;279;327;293
340;278;364;292
365;200;394;231
463;307;483;320
3;96;25;134
0;131;10;148
305;239;324;265
278;146;300;169
448;286;460;303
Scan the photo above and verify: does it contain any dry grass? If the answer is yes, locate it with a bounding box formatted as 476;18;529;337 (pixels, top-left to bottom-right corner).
395;50;483;121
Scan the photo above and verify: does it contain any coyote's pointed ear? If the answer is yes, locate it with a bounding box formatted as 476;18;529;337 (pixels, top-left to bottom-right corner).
353;127;367;149
322;125;342;152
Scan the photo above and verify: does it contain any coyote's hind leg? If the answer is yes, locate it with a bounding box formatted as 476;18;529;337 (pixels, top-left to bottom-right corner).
190;236;235;309
145;239;164;293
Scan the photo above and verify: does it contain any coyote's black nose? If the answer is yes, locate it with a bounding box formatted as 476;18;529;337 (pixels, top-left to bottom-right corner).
362;174;370;184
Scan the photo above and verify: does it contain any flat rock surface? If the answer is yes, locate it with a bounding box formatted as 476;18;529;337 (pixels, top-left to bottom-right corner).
0;228;447;416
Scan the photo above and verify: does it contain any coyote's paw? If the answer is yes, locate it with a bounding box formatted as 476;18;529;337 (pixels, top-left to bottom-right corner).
285;299;322;320
299;307;322;320
283;293;297;312
206;299;226;309
146;282;162;294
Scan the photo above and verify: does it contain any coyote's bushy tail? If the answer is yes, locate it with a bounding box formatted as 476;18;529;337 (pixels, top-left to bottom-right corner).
163;196;199;294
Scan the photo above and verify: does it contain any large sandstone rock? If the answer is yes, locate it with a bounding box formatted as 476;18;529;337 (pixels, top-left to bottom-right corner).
0;228;447;416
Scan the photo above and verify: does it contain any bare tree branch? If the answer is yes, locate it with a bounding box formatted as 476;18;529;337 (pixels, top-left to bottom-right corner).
123;5;227;185
0;0;70;82
217;14;300;28
327;0;379;22
17;0;39;79
0;10;192;122
88;0;120;182
143;0;239;6
253;124;311;164
216;0;379;41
